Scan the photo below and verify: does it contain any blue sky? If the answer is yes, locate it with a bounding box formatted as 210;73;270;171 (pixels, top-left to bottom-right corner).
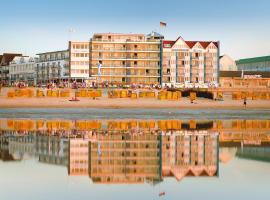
0;0;269;60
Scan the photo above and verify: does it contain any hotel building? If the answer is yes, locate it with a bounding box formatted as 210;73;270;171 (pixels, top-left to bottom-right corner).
36;50;70;84
162;37;219;87
0;53;22;85
69;41;90;79
89;32;163;84
9;56;37;86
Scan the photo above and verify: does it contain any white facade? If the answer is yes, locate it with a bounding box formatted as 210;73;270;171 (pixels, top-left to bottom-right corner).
9;56;37;85
162;37;219;88
220;54;237;71
36;50;69;83
69;41;90;78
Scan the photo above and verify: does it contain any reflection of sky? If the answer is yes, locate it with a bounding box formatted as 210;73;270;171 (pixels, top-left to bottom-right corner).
1;158;270;200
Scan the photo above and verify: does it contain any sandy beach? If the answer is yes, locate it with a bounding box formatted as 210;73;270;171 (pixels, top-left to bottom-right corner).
1;87;269;109
0;96;269;109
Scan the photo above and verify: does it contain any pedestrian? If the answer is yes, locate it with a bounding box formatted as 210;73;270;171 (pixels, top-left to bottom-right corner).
243;97;247;108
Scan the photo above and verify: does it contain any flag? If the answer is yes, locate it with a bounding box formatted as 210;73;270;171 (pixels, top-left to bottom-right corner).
160;21;167;27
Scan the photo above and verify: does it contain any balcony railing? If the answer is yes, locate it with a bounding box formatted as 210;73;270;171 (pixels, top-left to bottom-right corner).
92;48;160;51
91;65;159;69
92;56;160;60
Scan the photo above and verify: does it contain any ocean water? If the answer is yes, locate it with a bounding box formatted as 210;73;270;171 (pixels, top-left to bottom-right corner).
0;109;270;200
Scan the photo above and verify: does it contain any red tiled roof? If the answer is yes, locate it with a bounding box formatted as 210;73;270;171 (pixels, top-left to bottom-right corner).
199;41;211;48
163;40;175;48
185;41;197;48
164;36;219;49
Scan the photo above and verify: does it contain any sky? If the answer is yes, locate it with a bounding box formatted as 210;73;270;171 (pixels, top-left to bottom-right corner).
0;0;269;60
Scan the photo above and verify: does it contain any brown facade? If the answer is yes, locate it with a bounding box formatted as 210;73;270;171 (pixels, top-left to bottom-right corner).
89;33;162;84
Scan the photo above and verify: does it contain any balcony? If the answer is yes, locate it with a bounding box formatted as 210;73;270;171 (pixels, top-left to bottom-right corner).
92;56;160;60
92;48;160;52
91;65;159;69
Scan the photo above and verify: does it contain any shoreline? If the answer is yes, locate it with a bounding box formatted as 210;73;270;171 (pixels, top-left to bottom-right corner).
0;97;269;110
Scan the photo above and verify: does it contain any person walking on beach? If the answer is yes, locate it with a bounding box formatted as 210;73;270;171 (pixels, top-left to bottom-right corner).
243;97;247;108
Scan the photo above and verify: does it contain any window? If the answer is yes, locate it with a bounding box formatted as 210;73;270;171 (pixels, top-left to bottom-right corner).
122;61;125;65
134;61;137;65
134;45;137;48
146;69;149;74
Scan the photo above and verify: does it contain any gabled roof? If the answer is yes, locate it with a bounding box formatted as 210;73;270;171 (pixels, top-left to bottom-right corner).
185;41;197;48
163;40;175;48
162;36;219;49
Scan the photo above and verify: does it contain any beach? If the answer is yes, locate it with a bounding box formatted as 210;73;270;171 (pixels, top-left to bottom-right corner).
0;96;269;109
1;87;270;109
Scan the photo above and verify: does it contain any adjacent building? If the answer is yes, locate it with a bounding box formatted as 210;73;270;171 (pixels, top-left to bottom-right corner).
219;54;237;71
219;71;270;88
36;50;70;84
9;56;37;86
89;132;162;184
0;53;22;85
236;55;270;72
89;32;163;84
162;131;219;181
162;37;219;87
69;41;90;79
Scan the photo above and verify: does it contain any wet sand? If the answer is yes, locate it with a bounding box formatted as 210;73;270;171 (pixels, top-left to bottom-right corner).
0;96;269;109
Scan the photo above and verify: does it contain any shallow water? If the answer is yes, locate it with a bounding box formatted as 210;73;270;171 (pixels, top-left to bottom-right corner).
0;110;270;200
0;108;270;119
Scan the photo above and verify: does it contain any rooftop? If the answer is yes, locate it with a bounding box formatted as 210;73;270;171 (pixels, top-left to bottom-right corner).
236;55;270;65
36;49;68;55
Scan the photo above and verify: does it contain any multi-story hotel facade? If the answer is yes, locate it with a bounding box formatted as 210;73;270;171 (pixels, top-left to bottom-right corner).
9;56;37;86
162;37;219;87
69;41;90;79
89;33;163;84
36;50;70;84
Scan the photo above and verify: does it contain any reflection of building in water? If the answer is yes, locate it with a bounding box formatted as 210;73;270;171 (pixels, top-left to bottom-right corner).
162;130;219;181
2;118;270;185
8;135;35;160
236;147;270;162
89;132;162;184
69;139;89;175
0;133;69;165
219;147;237;164
36;135;69;166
